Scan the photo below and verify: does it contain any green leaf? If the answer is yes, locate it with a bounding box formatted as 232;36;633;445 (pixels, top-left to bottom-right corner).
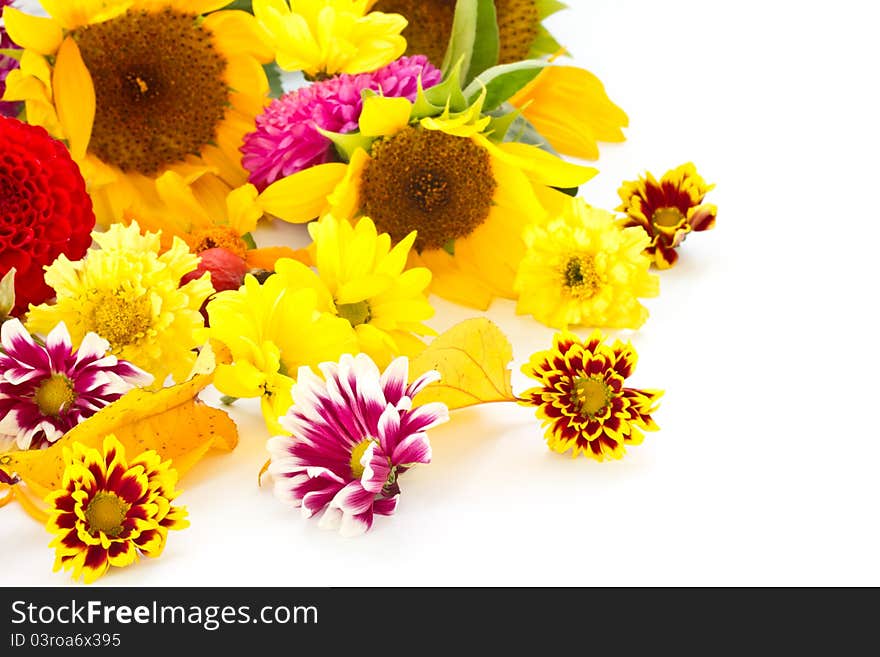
316;126;376;163
466;0;499;82
0;49;23;62
441;0;478;81
263;62;284;99
491;104;559;155
464;59;547;112
221;0;254;12
424;57;468;113
529;25;565;59
241;233;257;250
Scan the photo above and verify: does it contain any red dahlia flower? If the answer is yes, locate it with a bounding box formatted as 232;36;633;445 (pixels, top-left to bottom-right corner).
0;116;95;315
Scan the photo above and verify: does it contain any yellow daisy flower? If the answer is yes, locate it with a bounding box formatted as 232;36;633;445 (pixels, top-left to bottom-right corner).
258;94;596;310
46;434;189;584
27;222;214;385
521;331;662;461
254;0;407;77
277;214;434;367
2;0;273;224
205;272;359;432
514;197;659;330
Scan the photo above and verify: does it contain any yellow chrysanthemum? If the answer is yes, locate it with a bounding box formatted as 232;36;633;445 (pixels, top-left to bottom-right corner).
254;0;406;77
46;434;189;584
514;198;659;330
27;222;214;385
205;272;359;432
521;331;662;461
373;0;563;66
2;0;273;224
130;170;308;271
258;95;596;310
276;214;434;367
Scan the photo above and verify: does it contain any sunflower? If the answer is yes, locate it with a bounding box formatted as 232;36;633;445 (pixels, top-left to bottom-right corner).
373;0;564;66
514;197;659;330
254;0;407;77
46;434;189;584
521;331;662;461
205;272;359;433
2;0;272;224
258;94;595;309
26;222;214;385
277;214;435;367
617;162;717;269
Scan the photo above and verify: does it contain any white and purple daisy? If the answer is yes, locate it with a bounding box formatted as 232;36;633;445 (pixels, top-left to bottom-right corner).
268;353;449;537
0;319;152;450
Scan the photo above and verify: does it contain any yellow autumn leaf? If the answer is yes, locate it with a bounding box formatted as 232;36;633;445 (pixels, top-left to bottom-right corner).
0;343;238;520
409;318;516;410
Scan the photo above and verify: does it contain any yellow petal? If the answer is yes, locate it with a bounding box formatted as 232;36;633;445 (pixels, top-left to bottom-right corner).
2;8;62;55
40;0;131;31
52;37;95;162
359;95;412;136
485;139;597;189
258;163;347;223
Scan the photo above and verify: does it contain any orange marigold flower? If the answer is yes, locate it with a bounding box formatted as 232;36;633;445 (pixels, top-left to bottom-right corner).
616;163;717;269
521;331;662;461
45;435;188;584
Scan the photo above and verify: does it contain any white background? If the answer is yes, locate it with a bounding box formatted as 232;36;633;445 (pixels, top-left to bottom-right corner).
4;0;880;586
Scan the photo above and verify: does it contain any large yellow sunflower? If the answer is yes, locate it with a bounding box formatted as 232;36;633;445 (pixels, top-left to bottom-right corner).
2;0;273;224
258;94;595;309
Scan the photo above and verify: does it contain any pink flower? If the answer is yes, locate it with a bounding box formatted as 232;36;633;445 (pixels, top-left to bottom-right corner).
1;0;22;118
0;320;152;450
267;353;449;536
241;55;442;190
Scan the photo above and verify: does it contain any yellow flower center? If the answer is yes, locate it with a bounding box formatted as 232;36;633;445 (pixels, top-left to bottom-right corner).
190;226;249;259
72;8;228;175
361;126;496;251
34;374;76;417
84;491;130;538
337;300;372;327
90;291;152;350
572;376;611;418
350;438;377;479
652;207;686;229
563;256;602;299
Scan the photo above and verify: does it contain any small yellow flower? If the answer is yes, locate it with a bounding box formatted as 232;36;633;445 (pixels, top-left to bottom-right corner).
254;0;407;77
205;271;359;432
521;331;662;461
617;163;717;269
45;434;189;584
514;197;659;330
27;222;213;385
280;214;435;366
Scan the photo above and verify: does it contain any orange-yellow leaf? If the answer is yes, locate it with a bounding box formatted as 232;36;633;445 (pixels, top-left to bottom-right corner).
0;367;238;507
409;318;516;410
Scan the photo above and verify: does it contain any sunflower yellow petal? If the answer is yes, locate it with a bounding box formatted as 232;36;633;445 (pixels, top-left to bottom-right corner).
3;8;62;55
40;0;130;30
483;139;597;189
52;37;95;162
359;95;412;136
259;163;346;223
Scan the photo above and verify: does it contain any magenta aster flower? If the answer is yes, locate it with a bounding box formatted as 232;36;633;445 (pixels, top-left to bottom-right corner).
268;353;449;536
0;319;152;450
1;0;23;118
241;55;442;190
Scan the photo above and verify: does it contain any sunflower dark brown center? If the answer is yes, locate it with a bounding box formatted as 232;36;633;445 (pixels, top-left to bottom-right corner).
652;207;686;228
495;0;540;64
34;374;76;417
360;126;496;251
572;376;611;418
373;0;456;66
85;492;129;538
73;8;228;175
